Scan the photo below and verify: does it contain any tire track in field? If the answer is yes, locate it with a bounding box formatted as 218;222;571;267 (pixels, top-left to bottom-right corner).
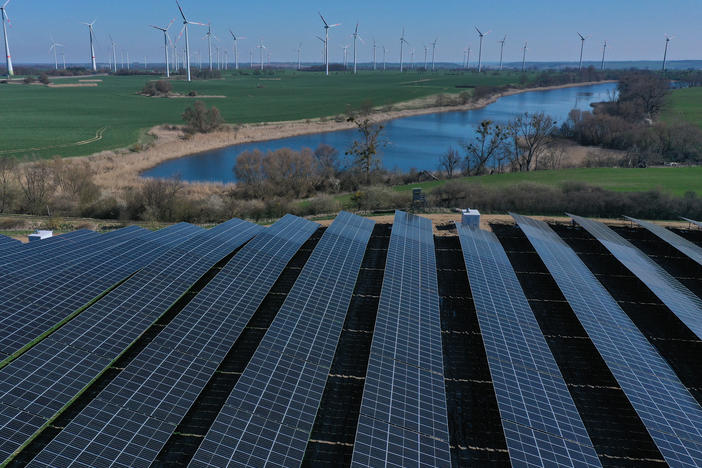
0;126;107;155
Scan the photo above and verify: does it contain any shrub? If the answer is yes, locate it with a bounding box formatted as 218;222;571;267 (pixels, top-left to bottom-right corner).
38;73;50;85
182;101;224;134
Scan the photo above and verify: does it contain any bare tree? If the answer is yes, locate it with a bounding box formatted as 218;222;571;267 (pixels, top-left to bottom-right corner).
346;113;387;185
507;112;557;171
0;156;16;213
182;101;224;134
437;147;461;178
140;176;184;221
17;158;56;215
234;150;266;197
617;72;670;120
464;120;508;175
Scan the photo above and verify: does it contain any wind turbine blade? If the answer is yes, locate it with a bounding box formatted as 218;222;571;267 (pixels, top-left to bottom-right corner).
330;23;341;28
2;0;10;9
176;0;187;21
189;21;206;26
577;32;584;40
319;12;328;27
475;26;482;35
355;22;359;34
166;18;175;30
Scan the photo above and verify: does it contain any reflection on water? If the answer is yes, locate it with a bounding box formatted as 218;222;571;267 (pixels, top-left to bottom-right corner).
143;82;617;183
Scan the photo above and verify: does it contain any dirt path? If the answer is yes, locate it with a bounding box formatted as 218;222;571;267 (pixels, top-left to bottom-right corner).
0;127;106;155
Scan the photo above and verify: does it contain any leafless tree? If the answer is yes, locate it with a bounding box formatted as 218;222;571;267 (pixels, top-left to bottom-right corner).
182;101;224;134
507;112;557;171
17;158;56;215
0;156;16;213
140;176;184;221
234;150;266;197
437;147;461;178
464;120;508;175
346;115;387;184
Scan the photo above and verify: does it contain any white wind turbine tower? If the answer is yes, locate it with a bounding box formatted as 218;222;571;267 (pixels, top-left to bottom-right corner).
431;38;437;71
176;0;204;82
319;12;340;76
475;26;490;72
342;44;349;70
410;48;415;69
423;45;428;70
521;41;528;72
372;38;377;71
229;30;245;70
249;49;253;68
257;40;266;70
498;35;506;71
82;20;97;72
577;32;589;71
662;34;673;72
60;51;66;69
382;45;387;71
1;0;13;76
49;37;63;70
351;22;362;74
204;24;214;70
109;35;118;72
151;20;174;78
466;45;471;69
399;27;409;72
601;40;607;71
297;42;302;70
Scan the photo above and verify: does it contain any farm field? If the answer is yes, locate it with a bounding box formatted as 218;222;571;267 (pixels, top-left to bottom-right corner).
0;70;529;159
393;166;702;197
665;87;702;127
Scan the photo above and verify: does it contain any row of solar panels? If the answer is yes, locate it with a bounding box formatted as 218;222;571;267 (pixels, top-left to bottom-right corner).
1;212;702;467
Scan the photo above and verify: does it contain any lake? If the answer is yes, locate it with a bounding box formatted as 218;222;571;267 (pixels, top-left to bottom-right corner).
142;82;617;183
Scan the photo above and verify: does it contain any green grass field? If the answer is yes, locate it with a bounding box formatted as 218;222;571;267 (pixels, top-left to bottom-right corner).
665;87;702;127
0;70;529;159
394;167;702;197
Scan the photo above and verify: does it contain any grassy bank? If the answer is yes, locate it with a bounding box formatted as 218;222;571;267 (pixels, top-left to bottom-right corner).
665;87;702;127
0;70;531;159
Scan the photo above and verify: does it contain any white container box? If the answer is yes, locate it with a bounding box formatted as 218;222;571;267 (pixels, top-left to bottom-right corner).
461;209;480;228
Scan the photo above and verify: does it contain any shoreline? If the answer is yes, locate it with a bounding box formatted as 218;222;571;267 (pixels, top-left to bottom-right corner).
85;80;615;191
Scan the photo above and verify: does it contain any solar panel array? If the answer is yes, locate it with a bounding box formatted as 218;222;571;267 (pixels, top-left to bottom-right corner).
570;214;702;341
351;211;451;468
0;229;99;265
0;218;263;463
626;216;702;267
456;224;601;467
0;234;21;250
29;214;320;468
513;213;702;467
0;223;204;362
682;217;702;230
190;211;374;468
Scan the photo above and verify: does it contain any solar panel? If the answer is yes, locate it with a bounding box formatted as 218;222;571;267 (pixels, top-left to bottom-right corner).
513;213;702;467
29;215;319;468
456;224;601;467
682;217;702;230
0;218;263;464
625;216;702;267
351;211;451;468
0;225;149;295
569;214;702;342
0;229;99;265
0;234;21;251
190;211;374;468
0;223;204;361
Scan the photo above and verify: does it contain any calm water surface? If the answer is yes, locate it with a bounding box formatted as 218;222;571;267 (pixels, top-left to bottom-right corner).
143;82;617;183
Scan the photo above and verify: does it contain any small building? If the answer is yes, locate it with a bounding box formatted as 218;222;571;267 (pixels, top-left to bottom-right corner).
461;209;480;228
28;230;53;242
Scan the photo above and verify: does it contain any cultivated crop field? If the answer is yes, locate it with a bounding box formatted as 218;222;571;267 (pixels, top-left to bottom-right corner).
0;70;528;159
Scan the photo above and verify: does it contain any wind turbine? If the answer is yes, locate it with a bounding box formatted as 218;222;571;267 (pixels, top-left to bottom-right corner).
521;41;528;72
151;20;174;78
410;48;415;69
372;38;377;70
204;24;214;70
1;0;12;76
319;12;340;76
431;38;437;71
498;35;506;71
249;49;253;68
382;45;387;71
577;32;588;71
257;40;266;70
662;34;673;72
229;30;245;70
423;45;428;70
176;0;204;82
49;37;63;70
351;22;362;74
399;27;409;72
82;20;97;72
60;51;66;70
601;40;607;71
297;42;302;70
466;45;471;69
316;35;325;64
475;27;490;72
342;44;349;70
109;35;117;72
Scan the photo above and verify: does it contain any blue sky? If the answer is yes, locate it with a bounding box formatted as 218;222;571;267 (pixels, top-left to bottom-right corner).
3;0;700;65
